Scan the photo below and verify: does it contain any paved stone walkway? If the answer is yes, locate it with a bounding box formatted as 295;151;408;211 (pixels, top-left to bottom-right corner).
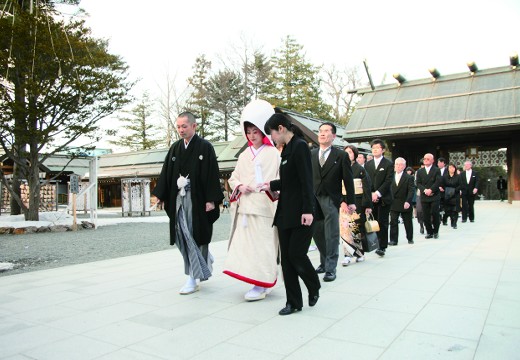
0;201;519;359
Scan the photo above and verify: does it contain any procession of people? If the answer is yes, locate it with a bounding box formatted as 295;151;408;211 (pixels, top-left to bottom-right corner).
154;100;492;316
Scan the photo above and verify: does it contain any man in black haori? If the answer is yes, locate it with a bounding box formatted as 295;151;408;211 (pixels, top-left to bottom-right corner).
153;112;223;295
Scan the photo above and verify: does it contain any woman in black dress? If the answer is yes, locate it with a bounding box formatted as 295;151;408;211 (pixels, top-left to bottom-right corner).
263;113;321;316
443;163;462;229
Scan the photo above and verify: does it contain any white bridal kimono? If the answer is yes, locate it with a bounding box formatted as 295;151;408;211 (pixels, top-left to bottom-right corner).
223;145;280;287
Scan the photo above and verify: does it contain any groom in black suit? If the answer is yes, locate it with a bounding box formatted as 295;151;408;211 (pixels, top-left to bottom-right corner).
416;153;442;238
389;157;415;245
311;123;355;282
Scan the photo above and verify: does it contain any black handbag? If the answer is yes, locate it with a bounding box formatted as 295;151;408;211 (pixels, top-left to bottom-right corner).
362;232;379;252
445;187;456;199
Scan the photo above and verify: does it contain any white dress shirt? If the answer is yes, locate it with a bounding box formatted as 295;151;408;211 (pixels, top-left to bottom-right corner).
374;156;382;169
395;171;403;185
466;169;472;184
319;147;331;162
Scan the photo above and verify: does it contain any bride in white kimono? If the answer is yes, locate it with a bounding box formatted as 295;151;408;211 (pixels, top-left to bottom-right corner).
223;100;280;301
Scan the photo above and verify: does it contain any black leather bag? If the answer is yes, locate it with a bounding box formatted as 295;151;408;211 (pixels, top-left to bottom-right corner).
445;187;456;199
362;232;379;252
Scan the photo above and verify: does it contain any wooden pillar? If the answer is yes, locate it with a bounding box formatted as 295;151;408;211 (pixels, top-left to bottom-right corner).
508;135;520;202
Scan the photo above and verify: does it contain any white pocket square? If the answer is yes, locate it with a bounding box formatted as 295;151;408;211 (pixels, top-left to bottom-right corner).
379;168;385;171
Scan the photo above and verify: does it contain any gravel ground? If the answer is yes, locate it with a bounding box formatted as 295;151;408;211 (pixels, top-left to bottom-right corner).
0;210;232;277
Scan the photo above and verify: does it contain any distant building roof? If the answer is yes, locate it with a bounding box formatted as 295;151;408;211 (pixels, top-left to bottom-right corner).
90;108;347;180
282;109;350;148
344;65;520;142
96;148;168;179
56;147;113;157
88;140;238;179
215;136;245;173
82;108;357;180
0;153;92;178
40;155;92;176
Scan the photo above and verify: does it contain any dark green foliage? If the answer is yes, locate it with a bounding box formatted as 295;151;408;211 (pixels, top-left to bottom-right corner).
267;36;333;121
108;92;161;151
0;1;133;219
206;69;242;141
185;55;214;139
243;51;273;104
474;166;507;200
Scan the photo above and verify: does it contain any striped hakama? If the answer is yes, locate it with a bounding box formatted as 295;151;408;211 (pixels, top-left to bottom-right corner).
175;181;213;281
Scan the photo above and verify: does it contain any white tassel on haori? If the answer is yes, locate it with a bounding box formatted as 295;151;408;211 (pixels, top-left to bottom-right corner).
177;175;189;197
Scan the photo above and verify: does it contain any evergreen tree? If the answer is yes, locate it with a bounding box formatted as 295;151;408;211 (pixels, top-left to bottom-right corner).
108;93;161;151
206;69;242;141
0;2;133;220
268;36;333;120
1;0;80;215
186;55;213;139
244;51;274;102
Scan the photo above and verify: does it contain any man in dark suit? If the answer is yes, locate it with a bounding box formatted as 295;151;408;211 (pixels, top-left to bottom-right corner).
311;122;356;282
389;157;415;245
365;139;394;257
497;176;507;202
416;153;442;238
437;157;449;225
461;160;479;222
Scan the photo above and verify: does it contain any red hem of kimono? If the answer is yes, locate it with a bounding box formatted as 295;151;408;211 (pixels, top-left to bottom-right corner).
223;270;277;288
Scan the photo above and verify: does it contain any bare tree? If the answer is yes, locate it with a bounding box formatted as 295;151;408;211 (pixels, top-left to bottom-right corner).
321;65;365;125
216;34;272;108
156;71;190;147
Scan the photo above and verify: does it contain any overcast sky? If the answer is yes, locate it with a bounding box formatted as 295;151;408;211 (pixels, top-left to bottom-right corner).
59;0;520;148
74;0;520;90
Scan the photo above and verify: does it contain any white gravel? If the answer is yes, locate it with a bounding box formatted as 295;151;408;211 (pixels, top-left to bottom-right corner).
0;208;231;276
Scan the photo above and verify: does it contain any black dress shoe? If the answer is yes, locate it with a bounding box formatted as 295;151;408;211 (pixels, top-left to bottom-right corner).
309;293;320;307
315;265;325;274
388;241;397;246
433;233;439;239
470;220;474;223
452;225;457;229
375;249;385;257
279;304;302;316
323;272;336;282
425;234;433;239
408;240;414;244
462;220;467;223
